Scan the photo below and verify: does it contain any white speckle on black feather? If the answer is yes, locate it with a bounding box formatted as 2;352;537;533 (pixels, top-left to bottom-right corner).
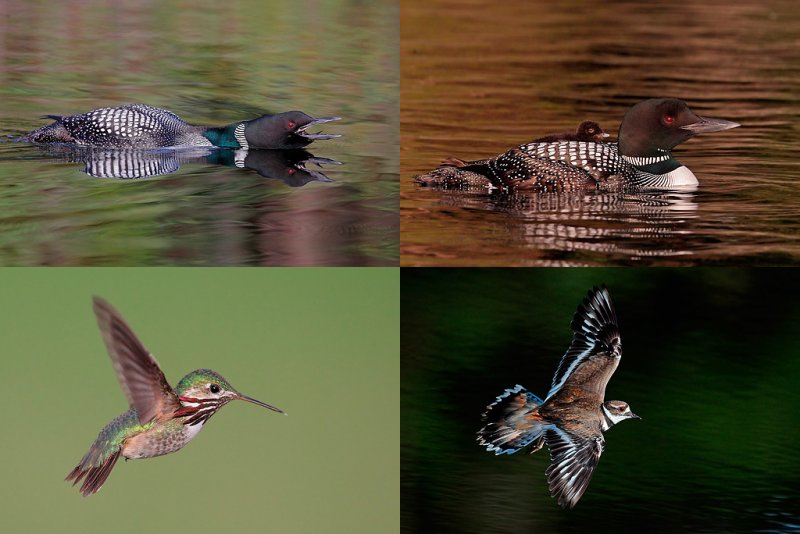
51;104;212;148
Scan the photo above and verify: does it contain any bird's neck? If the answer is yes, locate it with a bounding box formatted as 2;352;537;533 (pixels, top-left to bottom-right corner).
202;122;247;148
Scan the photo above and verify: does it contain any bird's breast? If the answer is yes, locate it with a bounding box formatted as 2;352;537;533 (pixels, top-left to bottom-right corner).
121;420;205;460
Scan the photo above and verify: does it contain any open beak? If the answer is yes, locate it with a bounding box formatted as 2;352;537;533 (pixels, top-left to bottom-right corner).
681;116;740;134
296;117;342;140
298;156;343;182
237;393;287;415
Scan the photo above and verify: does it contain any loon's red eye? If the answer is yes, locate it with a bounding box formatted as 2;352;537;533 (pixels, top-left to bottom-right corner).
287;121;296;129
664;116;674;124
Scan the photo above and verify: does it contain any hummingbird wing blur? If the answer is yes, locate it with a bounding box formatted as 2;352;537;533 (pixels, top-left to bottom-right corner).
92;297;180;424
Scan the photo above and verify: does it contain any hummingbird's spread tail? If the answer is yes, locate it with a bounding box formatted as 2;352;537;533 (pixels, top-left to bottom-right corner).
477;385;547;455
65;448;122;496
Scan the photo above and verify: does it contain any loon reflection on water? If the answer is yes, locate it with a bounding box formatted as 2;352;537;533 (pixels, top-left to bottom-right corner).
28;144;341;186
420;188;701;263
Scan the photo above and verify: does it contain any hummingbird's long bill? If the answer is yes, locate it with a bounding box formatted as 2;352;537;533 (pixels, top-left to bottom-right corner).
238;394;287;415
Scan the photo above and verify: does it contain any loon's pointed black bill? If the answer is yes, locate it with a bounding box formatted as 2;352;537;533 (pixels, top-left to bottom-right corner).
297;117;342;140
681;116;740;134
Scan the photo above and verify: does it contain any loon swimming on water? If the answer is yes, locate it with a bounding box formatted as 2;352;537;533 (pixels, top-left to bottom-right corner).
23;104;341;150
440;120;609;170
414;99;739;192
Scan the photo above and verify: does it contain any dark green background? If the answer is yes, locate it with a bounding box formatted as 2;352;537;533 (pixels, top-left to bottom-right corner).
0;268;398;533
402;269;800;533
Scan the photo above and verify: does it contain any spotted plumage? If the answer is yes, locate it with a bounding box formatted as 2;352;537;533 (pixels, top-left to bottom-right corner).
442;120;609;170
477;286;639;509
415;98;739;192
24;104;341;150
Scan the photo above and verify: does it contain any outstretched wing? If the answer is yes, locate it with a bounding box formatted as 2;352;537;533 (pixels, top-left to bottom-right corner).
545;286;621;400
544;428;605;509
92;297;180;424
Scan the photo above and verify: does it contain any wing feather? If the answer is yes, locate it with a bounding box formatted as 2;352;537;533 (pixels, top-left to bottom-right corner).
92;297;180;424
544;428;605;509
546;286;621;400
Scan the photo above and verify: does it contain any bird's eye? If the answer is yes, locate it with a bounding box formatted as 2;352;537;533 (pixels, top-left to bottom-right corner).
588;128;595;133
664;116;674;124
209;384;220;394
287;121;296;129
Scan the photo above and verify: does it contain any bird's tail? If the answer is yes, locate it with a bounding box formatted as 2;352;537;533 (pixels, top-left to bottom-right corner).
65;447;121;497
477;385;547;455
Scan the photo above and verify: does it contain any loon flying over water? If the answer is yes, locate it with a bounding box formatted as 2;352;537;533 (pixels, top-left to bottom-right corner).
23;104;341;150
415;98;739;192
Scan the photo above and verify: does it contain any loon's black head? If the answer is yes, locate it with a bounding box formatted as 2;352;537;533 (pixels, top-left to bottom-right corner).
244;111;341;149
617;98;739;158
576;120;610;142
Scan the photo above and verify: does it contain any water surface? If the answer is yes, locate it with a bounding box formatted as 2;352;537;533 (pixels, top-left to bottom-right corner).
0;0;398;266
401;0;800;266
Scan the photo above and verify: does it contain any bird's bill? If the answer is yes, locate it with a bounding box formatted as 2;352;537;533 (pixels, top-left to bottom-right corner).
237;393;286;415
681;116;740;134
297;117;342;140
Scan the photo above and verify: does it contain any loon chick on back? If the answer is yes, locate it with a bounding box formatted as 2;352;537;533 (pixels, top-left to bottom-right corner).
23;104;341;150
441;120;609;169
534;120;609;143
415;98;739;192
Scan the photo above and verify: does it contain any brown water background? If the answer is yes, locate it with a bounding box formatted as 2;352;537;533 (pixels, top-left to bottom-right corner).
401;0;800;266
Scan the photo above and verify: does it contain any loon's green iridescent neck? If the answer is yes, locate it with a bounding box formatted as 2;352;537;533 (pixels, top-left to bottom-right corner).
202;123;245;149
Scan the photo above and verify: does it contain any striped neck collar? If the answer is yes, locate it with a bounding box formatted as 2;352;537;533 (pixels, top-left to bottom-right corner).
621;150;671;167
234;123;249;150
601;405;615;431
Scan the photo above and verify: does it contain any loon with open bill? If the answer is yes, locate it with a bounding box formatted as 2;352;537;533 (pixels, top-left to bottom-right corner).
23;104;341;150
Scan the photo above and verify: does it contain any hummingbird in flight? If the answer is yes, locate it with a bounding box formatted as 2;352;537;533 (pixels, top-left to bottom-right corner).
66;297;286;496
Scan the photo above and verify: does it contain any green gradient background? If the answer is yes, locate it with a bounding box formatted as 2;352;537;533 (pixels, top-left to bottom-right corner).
0;268;398;533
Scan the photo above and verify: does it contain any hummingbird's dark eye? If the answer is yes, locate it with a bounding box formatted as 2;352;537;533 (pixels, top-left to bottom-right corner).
209;384;220;394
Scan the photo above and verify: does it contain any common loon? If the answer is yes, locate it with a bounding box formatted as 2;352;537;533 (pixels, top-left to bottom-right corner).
23;104;341;150
441;120;609;169
414;99;739;192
